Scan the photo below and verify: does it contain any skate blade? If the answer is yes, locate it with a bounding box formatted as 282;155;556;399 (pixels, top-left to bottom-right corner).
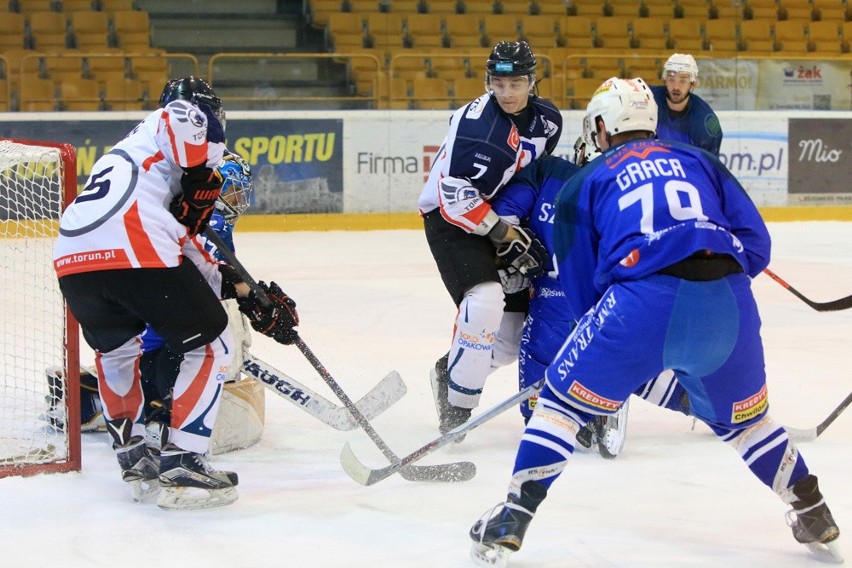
130;479;160;503
470;541;512;567
157;486;238;510
804;539;844;564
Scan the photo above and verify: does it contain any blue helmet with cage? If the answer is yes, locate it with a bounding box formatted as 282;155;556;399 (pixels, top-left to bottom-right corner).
215;153;253;224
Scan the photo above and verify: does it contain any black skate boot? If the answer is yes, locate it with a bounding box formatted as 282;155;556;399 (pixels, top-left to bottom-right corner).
470;481;548;566
430;353;472;438
157;443;239;510
784;474;842;562
107;418;159;502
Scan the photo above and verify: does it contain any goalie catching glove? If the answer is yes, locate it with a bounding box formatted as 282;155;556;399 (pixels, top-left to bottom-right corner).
170;165;224;236
237;281;299;345
489;221;548;279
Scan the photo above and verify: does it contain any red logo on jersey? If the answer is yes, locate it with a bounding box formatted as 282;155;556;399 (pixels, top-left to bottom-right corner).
507;125;520;151
619;249;640;268
568;381;621;411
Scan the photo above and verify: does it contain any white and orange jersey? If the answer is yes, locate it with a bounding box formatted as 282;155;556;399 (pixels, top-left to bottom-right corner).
53;100;225;278
417;93;562;235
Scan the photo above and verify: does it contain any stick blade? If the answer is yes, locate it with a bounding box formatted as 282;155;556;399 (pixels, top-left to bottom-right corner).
356;371;407;422
785;426;818;443
340;442;399;486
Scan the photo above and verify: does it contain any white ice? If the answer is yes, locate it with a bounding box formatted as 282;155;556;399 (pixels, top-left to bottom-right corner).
1;223;850;568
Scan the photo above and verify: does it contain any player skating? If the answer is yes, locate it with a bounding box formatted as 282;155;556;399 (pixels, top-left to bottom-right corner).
651;53;723;156
418;40;562;436
52;76;298;510
470;77;841;565
491;116;691;460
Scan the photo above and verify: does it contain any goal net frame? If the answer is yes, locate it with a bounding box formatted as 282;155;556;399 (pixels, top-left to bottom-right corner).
0;137;81;478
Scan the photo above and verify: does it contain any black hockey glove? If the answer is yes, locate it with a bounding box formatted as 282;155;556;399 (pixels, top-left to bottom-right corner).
237;281;300;345
490;224;548;279
169;165;224;236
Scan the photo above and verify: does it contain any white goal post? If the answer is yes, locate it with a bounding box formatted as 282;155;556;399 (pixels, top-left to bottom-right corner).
0;138;81;477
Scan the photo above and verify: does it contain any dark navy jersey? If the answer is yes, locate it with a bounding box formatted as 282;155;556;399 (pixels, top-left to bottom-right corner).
553;138;770;321
418;93;562;234
651;85;723;156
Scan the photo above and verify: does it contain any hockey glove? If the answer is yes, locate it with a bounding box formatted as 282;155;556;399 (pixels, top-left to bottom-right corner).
490;223;548;279
237;280;300;345
169;166;224;236
498;266;531;295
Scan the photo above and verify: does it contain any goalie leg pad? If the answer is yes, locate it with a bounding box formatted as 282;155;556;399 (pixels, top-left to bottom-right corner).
210;377;265;455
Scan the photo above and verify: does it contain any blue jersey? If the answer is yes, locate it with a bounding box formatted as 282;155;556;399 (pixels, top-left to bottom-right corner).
141;210;233;353
553;138;770;322
651;85;723;156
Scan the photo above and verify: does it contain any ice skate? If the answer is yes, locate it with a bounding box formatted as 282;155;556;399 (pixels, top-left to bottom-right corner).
470;481;547;567
157;443;239;510
430;354;471;439
597;400;629;459
784;475;843;563
109;419;160;502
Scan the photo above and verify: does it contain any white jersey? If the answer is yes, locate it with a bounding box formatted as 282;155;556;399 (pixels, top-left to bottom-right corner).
417;93;562;235
54;100;225;278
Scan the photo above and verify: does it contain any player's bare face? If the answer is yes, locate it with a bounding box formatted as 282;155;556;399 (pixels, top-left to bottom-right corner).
489;76;531;115
664;73;694;107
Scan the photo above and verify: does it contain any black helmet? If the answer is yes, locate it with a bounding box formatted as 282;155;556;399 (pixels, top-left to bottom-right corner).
158;76;224;124
486;40;536;77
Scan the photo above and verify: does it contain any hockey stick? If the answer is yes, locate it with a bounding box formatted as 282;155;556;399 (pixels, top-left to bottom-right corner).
295;337;476;483
340;380;544;486
763;268;852;312
204;227;474;483
242;354;407;431
785;390;852;442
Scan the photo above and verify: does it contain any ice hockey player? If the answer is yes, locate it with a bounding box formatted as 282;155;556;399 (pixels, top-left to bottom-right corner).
651;53;723;156
470;77;841;565
52;76;298;510
490;113;691;459
418;40;562;437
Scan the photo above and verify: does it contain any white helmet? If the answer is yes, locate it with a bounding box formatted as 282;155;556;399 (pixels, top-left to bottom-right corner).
585;77;658;143
662;53;698;82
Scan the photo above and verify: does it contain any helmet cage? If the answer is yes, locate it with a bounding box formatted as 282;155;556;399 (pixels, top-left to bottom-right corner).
215;154;252;224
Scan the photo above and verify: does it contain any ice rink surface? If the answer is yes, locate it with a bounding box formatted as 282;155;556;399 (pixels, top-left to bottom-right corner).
1;222;850;568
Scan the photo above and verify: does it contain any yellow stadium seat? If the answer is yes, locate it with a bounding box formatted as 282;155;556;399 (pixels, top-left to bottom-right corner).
404;13;445;48
774;19;809;52
631;17;667;51
27;11;69;50
70;10;110;50
0;13;26;51
808;20;843;53
739;19;774;53
444;13;485;47
483;14;520;42
19;74;56;111
103;76;146;110
743;0;779;20
520;14;558;46
667;18;703;51
594;16;632;50
412;76;451;109
112;10;151;50
59;75;101;110
366;12;405;50
560;15;595;49
703;18;738;53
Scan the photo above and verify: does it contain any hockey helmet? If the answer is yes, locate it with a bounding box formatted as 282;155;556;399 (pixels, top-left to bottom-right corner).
585;77;658;144
158;76;225;129
215;153;253;224
662;53;699;82
486;40;537;78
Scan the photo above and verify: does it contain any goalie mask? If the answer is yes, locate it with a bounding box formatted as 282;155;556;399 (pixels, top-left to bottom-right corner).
586;77;657;150
215;153;253;224
159;76;226;132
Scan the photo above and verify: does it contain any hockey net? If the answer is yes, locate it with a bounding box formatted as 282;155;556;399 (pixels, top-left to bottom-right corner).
0;138;80;477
